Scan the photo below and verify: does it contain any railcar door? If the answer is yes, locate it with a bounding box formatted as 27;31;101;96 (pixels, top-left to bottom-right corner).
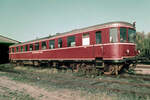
94;31;103;58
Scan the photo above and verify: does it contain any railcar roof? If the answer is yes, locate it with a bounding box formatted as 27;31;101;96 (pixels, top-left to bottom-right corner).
10;21;134;47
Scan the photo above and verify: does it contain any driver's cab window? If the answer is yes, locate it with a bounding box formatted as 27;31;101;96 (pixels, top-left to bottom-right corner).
109;28;118;43
120;27;127;42
128;28;136;43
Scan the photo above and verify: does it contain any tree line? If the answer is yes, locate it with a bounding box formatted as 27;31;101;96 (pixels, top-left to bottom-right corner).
136;31;150;59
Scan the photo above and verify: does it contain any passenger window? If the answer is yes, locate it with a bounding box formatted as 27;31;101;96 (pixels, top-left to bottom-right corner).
16;47;19;52
120;28;127;42
109;28;118;43
58;38;62;48
29;44;33;51
67;36;75;47
95;31;102;44
25;45;28;51
42;41;47;50
49;40;55;49
35;43;39;50
21;46;23;52
82;33;90;45
12;48;15;53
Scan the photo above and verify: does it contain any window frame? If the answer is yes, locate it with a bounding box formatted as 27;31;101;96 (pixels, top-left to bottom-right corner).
21;46;23;52
16;47;19;52
120;27;127;43
109;27;119;43
82;33;90;46
49;40;55;49
12;48;15;53
35;42;39;51
128;28;136;43
95;31;102;44
25;45;28;51
29;44;33;51
42;41;47;50
58;38;63;48
67;35;76;47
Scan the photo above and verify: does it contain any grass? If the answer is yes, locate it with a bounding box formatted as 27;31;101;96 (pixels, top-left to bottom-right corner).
0;63;150;100
0;86;34;100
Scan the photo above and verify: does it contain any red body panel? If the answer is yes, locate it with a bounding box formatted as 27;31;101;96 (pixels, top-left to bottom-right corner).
103;43;136;60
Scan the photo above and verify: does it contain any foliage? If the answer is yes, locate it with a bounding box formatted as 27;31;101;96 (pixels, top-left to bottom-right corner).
136;31;150;60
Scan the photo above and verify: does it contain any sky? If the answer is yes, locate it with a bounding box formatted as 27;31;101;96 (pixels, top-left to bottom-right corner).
0;0;149;42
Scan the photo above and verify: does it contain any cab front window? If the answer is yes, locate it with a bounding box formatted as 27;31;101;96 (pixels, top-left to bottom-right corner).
128;28;136;43
109;28;118;43
120;27;127;42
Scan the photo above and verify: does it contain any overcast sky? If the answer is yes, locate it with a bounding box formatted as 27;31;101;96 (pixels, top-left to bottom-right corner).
0;0;149;42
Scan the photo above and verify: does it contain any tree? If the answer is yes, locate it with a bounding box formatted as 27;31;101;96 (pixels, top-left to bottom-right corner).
147;32;150;38
136;31;150;59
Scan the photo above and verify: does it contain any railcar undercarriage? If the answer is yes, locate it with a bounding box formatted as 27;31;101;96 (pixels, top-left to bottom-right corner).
10;58;136;75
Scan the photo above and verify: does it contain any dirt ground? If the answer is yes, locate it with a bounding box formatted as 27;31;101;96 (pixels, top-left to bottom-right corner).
0;64;150;100
0;75;86;100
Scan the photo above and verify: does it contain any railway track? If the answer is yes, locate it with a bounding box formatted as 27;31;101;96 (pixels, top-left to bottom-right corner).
46;76;150;96
103;74;150;81
136;64;150;68
91;79;150;88
134;64;150;75
35;70;150;96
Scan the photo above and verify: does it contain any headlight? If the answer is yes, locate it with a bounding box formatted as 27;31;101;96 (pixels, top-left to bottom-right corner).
138;50;140;54
126;49;130;55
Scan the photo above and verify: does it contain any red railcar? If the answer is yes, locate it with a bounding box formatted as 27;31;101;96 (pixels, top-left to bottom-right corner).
9;21;138;74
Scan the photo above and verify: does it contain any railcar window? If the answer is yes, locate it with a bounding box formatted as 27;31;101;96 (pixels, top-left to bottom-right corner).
128;28;136;43
49;40;55;49
29;44;33;51
82;33;90;45
35;43;39;50
67;36;75;47
12;48;14;53
109;28;118;43
120;28;127;42
25;45;28;51
16;47;19;52
58;38;62;48
21;46;23;52
42;41;47;50
96;31;101;44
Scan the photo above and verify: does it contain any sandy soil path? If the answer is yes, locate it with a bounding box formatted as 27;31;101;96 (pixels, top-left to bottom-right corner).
0;76;85;100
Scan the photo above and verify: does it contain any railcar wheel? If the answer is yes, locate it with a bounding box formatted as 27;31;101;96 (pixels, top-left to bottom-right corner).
104;65;115;75
114;65;119;75
47;62;53;68
104;64;122;75
121;63;130;73
70;63;77;72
